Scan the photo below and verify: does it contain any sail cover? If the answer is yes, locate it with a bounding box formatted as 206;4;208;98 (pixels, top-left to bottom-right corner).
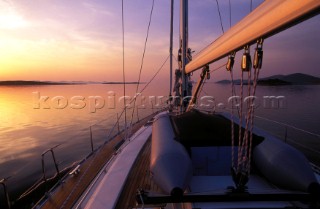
186;0;320;74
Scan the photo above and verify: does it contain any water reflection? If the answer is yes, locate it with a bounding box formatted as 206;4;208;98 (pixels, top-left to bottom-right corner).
0;83;319;201
0;84;159;199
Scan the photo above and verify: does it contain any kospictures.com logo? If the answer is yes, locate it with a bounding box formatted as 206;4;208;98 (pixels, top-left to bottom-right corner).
32;91;286;113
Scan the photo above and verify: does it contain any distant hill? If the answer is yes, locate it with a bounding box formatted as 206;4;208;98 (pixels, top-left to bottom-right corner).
0;80;79;86
215;80;231;84
261;73;320;85
216;73;320;86
257;78;291;86
102;82;142;84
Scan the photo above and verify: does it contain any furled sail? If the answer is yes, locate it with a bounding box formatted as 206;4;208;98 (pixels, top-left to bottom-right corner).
186;0;320;74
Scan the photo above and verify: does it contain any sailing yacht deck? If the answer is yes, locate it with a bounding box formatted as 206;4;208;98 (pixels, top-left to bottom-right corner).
36;114;157;209
76;111;297;209
35;110;319;209
134;111;320;209
79;123;154;209
189;175;295;209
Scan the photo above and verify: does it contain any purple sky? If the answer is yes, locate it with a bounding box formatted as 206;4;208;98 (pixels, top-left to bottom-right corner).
0;0;319;82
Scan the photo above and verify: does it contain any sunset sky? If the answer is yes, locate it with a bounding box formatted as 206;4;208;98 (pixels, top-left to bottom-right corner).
0;0;319;82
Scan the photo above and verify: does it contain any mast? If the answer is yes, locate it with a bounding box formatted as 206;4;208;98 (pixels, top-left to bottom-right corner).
179;0;189;109
169;0;174;103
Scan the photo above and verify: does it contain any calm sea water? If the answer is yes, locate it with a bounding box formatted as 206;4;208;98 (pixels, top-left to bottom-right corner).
0;83;320;199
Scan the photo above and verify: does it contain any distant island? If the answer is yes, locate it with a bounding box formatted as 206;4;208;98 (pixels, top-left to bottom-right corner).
216;73;320;86
0;80;144;86
0;80;79;86
102;82;143;84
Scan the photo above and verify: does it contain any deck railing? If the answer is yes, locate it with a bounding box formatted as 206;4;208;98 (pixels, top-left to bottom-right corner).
0;178;11;209
254;115;320;169
41;144;62;193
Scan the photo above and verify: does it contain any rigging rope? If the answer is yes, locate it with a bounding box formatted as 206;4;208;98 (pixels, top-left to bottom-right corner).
108;55;169;142
229;0;232;28
200;63;225;104
247;67;259;173
188;63;226;111
210;63;227;73
229;40;263;190
247;39;264;173
241;59;252;166
226;52;236;169
230;70;235;169
240;45;252;186
215;0;225;34
238;72;244;171
199;63;226;105
99;55;169;144
129;0;155;130
139;55;170;94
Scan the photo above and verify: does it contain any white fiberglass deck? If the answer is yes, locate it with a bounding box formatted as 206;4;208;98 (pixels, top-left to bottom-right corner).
76;124;152;209
189;175;293;209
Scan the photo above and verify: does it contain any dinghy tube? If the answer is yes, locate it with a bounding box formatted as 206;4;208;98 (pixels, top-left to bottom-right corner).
150;112;193;197
253;136;320;194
